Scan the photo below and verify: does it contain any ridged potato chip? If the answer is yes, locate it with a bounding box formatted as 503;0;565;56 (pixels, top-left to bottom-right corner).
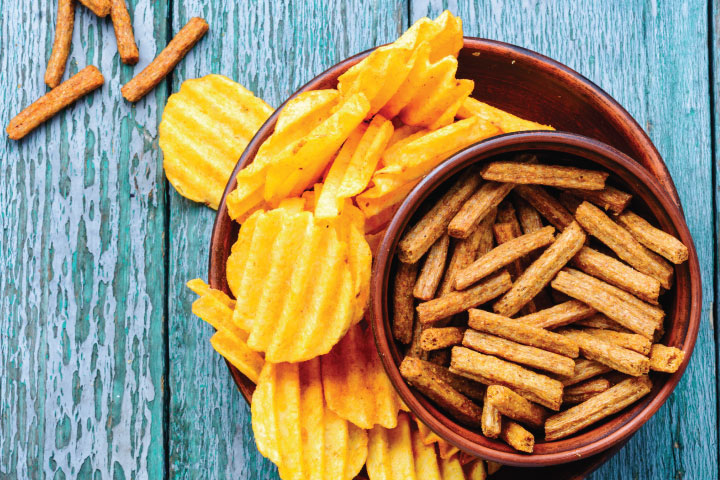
226;89;340;221
186;279;264;383
251;359;368;480
159;74;273;209
315;115;394;219
457;97;554;133
321;323;405;429
413;417;459;460
230;207;366;362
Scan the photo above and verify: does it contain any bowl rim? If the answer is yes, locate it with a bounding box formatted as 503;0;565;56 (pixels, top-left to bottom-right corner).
369;130;701;467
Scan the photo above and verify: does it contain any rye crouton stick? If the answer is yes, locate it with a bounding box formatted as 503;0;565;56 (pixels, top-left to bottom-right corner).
454;226;555;290
564;186;632;214
557;358;612;386
492;218;540;316
407;317;428;360
494;221;586;317
551;270;657;338
463;330;575;377
420;360;486;403
649;344;685;373
392;261;418;344
515;300;596;329
122;17;209;102
111;0;140;65
468;309;579;357
486;385;548;429
514;194;544;234
438;209;496;296
7;66;104;141
450;346;564;410
448;181;515;239
413;234;450;300
545;376;652;441
574;201;674;288
575;314;632;332
481;162;608;190
420;327;464;351
78;0;110;16
583;328;652;355
398;174;482;263
514;185;574;230
417;271;512;326
400;356;483;427
558;329;649;376
558;191;583;214
45;0;75;88
563;377;611;404
617;211;689;264
501;420;535;453
481;391;502;438
572;246;661;304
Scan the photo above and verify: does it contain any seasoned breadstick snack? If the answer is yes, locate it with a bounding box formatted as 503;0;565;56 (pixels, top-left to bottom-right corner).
514;184;574;229
122;17;209;102
392;261;418;344
575;314;632;332
454;226;555;289
419;360;486;403
501;420;535;453
563;377;611;404
448;181;515;238
582;328;652;355
617;211;689;264
494;222;586;317
514;194;545;233
485;385;548;429
481;162;608;190
111;0;140;65
413;234;450;300
78;0;110;16
420;327;464;351
649;344;685;373
7;66;104;140
398;174;481;263
564;185;632;214
481;391;502;438
515;300;596;329
545;376;652;440
557;358;612;387
559;329;649;376
575;201;674;289
45;0;75;88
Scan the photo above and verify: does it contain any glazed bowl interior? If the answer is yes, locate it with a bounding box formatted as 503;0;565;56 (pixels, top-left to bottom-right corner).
209;38;682;404
370;131;700;467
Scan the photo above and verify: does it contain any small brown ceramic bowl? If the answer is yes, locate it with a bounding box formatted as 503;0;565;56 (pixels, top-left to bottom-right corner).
370;131;701;467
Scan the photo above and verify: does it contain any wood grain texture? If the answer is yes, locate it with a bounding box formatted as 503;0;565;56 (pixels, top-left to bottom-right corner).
413;1;716;478
165;1;406;478
0;1;168;478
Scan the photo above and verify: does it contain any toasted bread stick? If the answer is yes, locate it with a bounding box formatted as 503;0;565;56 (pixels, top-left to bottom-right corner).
514;194;544;234
392;261;418;344
616;211;689;264
649;344;685;373
7;66;104;141
111;0;139;65
494;222;586;317
455;226;555;289
574;201;674;288
563;186;632;214
419;360;486;403
413;234;450;300
486;385;548;429
481;162;608;190
558;191;583;214
78;0;110;16
45;0;75;88
448;181;515;239
556;358;612;387
582;328;652;355
559;328;649;376
398;173;481;263
572;246;661;304
463;330;575;376
407;316;428;360
450;346;564;410
481;389;502;438
122;17;209;102
545;376;652;440
400;356;483;427
514;185;574;230
501;420;534;453
417;271;512;326
575;314;632;332
420;327;465;351
515;300;596;329
563;377;611;404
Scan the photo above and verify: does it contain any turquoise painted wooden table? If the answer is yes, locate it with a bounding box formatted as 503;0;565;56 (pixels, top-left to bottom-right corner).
1;1;717;478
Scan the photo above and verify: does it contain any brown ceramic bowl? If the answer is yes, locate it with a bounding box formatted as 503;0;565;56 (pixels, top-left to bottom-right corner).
370;131;701;467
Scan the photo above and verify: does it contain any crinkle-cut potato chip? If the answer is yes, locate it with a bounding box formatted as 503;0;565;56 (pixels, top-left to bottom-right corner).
225;209;263;298
321;323;405;429
367;412;466;480
226;89;339;221
209;329;264;384
230;207;365;362
263;93;370;206
457;97;554;133
251;359;368;480
159;74;273;209
316;115;394;219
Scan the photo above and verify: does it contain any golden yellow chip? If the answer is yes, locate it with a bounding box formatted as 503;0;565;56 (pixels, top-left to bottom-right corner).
414;416;442;445
226;89;340;221
225;209;264;298
465;460;487;480
321;323;405;429
209;329;264;384
230;207;364;362
251;359;368;480
191;290;243;339
437;439;460;460
315;115;394;219
440;455;466;479
159;74;273;209
457;97;554;133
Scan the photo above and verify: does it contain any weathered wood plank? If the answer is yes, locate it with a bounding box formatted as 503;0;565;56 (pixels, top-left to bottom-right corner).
165;1;406;478
413;1;717;478
0;1;168;478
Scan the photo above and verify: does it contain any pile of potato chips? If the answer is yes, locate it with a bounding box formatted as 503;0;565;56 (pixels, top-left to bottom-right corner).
166;10;553;479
